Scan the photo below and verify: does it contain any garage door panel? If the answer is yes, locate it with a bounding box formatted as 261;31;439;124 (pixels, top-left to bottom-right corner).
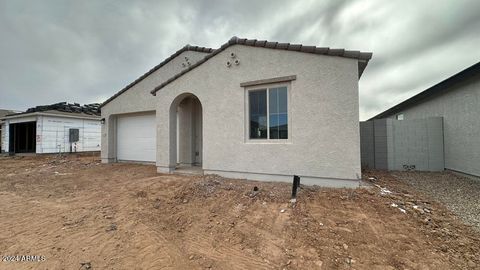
117;113;156;162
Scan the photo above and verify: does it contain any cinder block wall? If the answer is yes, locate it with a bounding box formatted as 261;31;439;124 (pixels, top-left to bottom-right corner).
359;121;374;168
360;117;444;171
374;119;389;170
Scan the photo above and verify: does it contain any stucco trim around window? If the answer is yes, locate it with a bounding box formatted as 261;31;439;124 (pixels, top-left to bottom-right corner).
244;81;292;144
240;75;296;87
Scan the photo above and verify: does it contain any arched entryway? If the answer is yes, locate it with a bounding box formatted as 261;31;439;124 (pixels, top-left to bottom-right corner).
169;93;203;173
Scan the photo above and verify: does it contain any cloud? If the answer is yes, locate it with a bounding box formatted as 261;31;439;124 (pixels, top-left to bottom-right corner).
0;0;479;120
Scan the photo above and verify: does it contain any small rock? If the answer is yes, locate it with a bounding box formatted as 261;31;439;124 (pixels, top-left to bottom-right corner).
136;191;147;197
153;199;161;209
343;244;349;250
106;223;117;232
80;262;92;270
423;217;431;225
189;255;194;260
183;199;188;203
413;205;425;214
440;245;448;252
286;260;291;265
280;209;286;213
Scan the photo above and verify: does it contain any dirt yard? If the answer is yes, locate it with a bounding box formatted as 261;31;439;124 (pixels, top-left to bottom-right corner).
0;155;479;270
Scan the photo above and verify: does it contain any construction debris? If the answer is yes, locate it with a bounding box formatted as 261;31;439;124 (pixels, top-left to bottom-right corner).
23;102;101;116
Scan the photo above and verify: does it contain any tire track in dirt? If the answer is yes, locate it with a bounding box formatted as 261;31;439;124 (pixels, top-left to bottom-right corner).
1;156;479;269
179;232;275;270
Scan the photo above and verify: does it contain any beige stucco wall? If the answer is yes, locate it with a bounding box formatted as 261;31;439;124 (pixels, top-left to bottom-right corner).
386;75;480;177
101;50;209;162
155;45;361;186
177;97;202;165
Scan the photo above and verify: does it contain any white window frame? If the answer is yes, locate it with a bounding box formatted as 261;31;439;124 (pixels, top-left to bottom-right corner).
396;113;404;120
244;82;291;144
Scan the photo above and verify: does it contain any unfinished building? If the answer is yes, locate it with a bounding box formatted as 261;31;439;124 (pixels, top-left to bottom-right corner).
1;103;101;154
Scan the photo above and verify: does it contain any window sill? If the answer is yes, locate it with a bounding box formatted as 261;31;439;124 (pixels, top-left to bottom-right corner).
245;140;292;145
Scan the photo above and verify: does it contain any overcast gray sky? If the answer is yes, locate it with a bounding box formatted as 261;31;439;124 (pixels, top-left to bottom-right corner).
1;0;479;120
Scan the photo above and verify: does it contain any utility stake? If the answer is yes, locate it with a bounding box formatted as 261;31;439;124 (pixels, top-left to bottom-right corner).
291;175;300;204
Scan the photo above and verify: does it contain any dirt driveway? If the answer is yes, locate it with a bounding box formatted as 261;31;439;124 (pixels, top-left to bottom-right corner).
0;155;479;269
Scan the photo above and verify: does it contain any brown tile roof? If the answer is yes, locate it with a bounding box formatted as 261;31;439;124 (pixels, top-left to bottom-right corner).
100;45;214;108
151;36;373;95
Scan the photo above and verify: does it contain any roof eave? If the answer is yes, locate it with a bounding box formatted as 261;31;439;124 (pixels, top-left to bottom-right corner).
100;44;214;108
150;36;373;95
2;111;100;121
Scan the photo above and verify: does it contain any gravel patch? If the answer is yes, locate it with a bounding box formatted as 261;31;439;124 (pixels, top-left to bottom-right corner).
392;171;480;231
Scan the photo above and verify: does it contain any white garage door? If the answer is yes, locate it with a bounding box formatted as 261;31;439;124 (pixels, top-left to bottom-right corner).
117;113;156;162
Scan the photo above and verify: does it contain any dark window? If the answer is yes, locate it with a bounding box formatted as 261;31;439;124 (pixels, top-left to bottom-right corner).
269;87;288;139
69;128;80;142
249;89;267;139
248;86;288;140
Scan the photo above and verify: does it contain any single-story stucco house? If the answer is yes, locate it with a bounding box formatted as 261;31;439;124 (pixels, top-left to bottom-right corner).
100;37;372;187
369;61;480;177
1;102;101;154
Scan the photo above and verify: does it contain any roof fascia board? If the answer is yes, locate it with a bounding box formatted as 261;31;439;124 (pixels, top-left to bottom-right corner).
2;112;100;121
